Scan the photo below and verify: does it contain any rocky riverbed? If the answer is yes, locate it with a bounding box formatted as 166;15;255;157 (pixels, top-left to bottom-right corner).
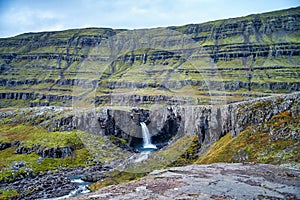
0;164;111;200
68;163;300;200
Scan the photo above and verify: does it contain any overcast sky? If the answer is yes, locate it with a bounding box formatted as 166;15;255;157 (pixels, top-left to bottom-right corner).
0;0;299;38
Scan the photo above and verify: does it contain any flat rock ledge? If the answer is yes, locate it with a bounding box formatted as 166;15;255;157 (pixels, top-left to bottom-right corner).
68;163;300;200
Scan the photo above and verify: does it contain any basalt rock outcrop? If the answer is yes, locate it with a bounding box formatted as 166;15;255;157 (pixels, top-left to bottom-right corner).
14;145;73;159
182;92;300;153
61;89;297;148
97;108;181;149
151;107;182;147
1;92;299;153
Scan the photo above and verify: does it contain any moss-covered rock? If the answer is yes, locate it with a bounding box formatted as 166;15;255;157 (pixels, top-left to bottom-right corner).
0;123;128;183
0;189;19;200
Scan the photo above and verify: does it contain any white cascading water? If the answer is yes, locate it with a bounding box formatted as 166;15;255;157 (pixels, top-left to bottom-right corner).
140;122;157;149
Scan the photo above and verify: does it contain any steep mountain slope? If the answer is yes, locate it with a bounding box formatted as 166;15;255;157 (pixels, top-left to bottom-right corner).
0;7;299;108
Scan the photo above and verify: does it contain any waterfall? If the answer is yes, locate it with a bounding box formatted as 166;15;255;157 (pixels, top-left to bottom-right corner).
140;122;157;149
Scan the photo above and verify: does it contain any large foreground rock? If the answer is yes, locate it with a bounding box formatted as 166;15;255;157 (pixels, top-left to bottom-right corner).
69;163;300;200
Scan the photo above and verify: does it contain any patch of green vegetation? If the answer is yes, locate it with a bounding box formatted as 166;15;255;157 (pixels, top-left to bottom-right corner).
215;58;245;68
0;124;83;149
167;135;200;167
219;35;244;44
196;110;300;166
36;148;93;170
0;99;29;108
0;124;31;143
0;189;19;200
286;32;300;43
108;135;128;146
196;133;236;164
22;130;83;149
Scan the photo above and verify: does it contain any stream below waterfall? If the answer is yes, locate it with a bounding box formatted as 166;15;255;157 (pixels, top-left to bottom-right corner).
43;123;157;199
55;175;91;199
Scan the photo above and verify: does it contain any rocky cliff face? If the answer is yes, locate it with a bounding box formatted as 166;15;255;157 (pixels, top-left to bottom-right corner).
1;92;298;154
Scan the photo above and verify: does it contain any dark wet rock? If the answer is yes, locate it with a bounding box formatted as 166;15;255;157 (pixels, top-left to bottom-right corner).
14;145;73;158
68;163;300;200
101;109;116;135
1;172;76;200
81;172;106;182
0;140;20;150
0;92;72;106
96;107;182;150
151;107;182;147
0;142;11;150
0;164;111;200
10;161;26;172
81;164;111;182
100;92;298;152
130;108;151;125
39;146;73;158
30;100;50;107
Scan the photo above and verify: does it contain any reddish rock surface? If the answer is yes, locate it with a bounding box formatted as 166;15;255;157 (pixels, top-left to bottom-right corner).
68;163;300;200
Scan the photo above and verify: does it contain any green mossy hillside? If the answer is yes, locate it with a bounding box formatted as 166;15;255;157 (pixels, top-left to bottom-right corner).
0;147;92;183
1;7;299;108
0;124;83;149
0;124;90;182
0;123;127;183
196;110;300;167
